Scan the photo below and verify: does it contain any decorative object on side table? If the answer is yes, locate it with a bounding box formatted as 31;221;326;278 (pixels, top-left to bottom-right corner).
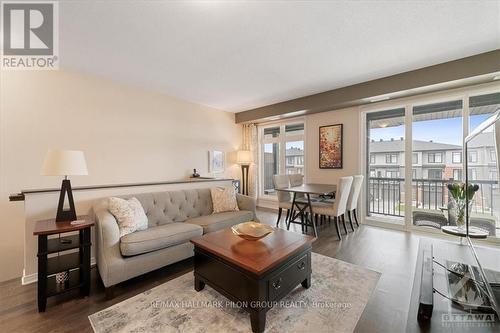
319;124;343;169
41;149;88;222
33;217;94;312
446;182;479;229
191;169;200;178
236;150;252;195
231;221;274;241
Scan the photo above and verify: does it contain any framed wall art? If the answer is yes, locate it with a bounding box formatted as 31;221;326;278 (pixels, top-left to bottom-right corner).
319;124;343;169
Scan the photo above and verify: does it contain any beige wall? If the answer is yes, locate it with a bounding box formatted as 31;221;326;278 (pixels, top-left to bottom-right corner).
305;107;361;185
0;70;241;282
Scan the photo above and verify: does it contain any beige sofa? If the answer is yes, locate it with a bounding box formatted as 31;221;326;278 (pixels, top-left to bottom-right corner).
93;188;257;289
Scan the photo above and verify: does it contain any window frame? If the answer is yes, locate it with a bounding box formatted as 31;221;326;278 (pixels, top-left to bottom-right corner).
258;119;306;199
428;168;443;180
385;153;398;164
468;150;478;163
452;151;462;164
428;152;443;163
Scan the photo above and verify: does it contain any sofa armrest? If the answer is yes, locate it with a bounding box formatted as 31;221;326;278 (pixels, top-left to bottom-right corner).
236;193;259;222
93;201;125;287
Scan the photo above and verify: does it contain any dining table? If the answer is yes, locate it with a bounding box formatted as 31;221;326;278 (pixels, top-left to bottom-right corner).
275;183;337;238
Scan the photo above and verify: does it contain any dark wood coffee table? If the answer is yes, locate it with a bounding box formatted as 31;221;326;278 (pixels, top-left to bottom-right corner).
191;227;315;333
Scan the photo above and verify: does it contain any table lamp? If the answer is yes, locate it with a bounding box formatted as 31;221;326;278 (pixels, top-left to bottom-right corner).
236;150;252;195
41;149;88;222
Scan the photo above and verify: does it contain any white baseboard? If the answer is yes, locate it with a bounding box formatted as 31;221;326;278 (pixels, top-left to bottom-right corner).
22;257;96;285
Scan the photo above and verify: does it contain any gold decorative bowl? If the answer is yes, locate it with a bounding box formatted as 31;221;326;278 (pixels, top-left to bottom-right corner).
231;222;274;241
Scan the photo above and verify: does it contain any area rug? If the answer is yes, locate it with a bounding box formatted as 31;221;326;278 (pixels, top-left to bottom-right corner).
89;253;380;333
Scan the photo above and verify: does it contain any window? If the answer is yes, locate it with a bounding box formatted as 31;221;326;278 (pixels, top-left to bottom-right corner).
285;140;304;175
468;151;478;163
452;152;462;164
412;153;418;164
469;168;477;180
385;153;398;164
262;143;279;194
260;122;305;197
428;169;443;180
386;170;399;178
263;126;280;139
428;152;443;163
367;107;405;219
365;92;500;234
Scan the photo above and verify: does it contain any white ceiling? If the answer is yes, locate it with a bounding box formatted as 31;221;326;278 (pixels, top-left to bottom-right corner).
59;1;500;112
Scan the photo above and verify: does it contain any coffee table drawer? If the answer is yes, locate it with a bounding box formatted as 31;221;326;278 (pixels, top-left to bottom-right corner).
268;252;310;301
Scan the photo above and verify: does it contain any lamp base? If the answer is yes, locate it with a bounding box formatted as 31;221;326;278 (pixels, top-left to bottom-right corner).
241;164;250;196
56;179;77;222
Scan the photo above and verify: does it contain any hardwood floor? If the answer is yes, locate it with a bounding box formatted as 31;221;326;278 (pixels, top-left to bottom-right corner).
0;208;421;333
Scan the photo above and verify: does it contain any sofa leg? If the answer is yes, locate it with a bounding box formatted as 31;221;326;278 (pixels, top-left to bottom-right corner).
105;286;115;300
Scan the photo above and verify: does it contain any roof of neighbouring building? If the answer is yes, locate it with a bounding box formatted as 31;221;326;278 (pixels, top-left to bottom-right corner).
369;139;461;153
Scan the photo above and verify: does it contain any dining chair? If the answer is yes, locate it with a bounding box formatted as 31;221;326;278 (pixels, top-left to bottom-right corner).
273;174;292;227
312;176;353;240
288;174;311;230
346;175;364;230
288;174;304;197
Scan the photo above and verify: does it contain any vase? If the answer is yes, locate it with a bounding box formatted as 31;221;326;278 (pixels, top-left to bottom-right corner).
450;198;472;229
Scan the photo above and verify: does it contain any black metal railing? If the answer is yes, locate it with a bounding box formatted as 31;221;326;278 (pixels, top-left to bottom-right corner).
368;177;498;217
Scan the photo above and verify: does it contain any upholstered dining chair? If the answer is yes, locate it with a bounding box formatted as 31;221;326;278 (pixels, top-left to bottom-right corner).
273;175;292;227
346;175;364;230
312;176;353;240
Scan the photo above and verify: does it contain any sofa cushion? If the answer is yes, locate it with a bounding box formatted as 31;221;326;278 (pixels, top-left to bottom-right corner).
120;222;203;256
121;189;213;227
211;186;239;213
108;197;148;237
186;210;253;234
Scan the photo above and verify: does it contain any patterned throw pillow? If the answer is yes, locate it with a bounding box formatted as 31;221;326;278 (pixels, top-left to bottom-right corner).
211;186;239;214
108;197;148;237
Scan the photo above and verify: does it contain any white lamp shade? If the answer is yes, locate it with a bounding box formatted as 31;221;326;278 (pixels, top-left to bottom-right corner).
41;149;88;176
236;150;252;165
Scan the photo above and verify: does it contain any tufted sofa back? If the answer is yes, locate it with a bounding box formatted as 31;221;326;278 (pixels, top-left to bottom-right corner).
120;188;213;227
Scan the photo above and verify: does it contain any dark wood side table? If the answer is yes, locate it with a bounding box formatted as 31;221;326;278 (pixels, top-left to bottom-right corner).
33;216;94;312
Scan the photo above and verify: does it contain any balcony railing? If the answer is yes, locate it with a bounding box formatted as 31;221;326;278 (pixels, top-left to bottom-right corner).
368;177;498;218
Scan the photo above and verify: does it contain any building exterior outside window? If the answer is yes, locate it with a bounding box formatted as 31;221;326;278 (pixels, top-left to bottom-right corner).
385;153;398;164
452;152;462;163
468;151;478;163
428;152;443;163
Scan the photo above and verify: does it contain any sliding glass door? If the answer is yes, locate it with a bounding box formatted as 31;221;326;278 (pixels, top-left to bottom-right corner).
366;108;405;225
411;100;463;227
364;88;500;237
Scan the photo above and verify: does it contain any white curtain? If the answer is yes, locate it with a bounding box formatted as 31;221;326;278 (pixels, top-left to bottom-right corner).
242;123;258;198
